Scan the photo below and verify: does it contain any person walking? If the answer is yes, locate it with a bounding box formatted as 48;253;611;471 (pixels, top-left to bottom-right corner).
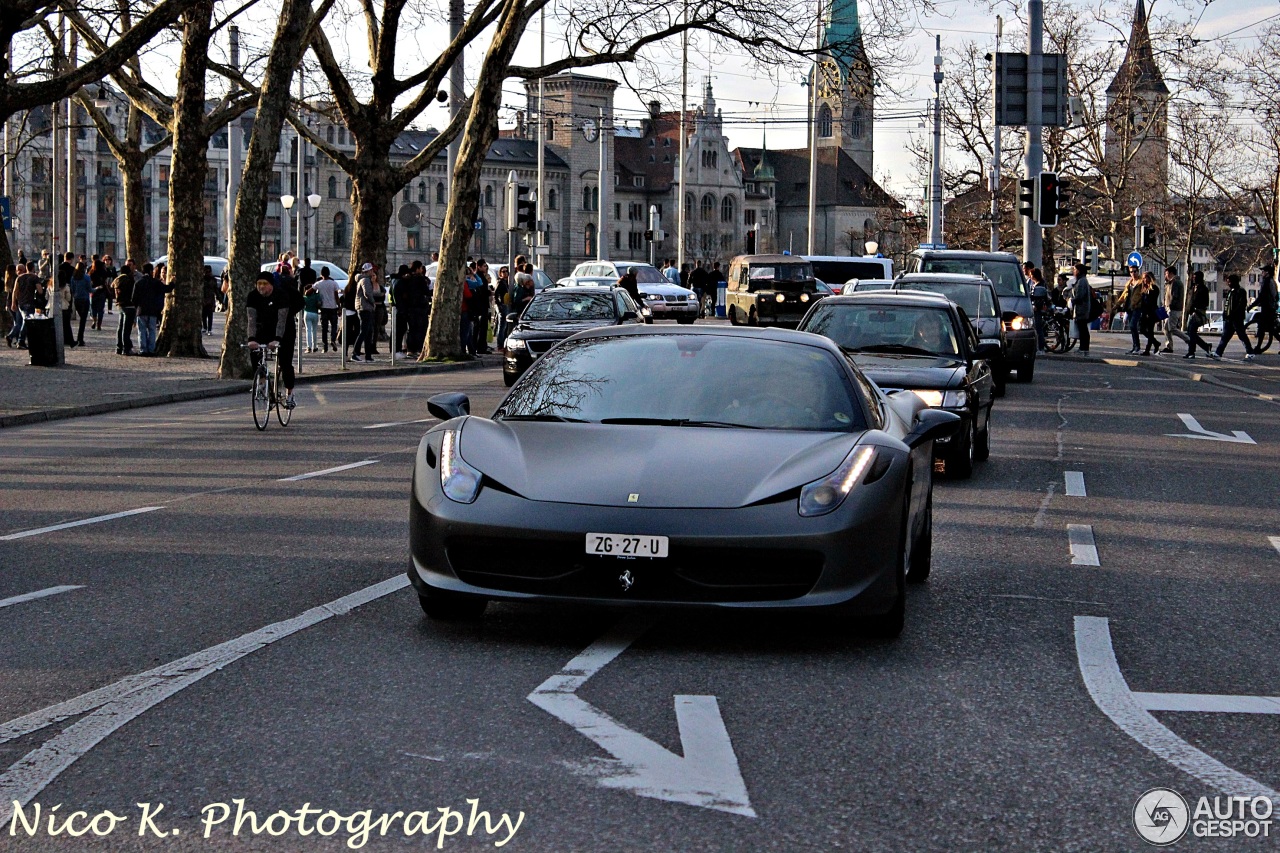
401;261;430;356
201;265;218;334
302;282;322;352
8;263;40;348
1118;266;1145;354
113;259;138;355
1160;267;1187;353
1;263;14;342
56;251;75;347
37;250;53;283
1069;263;1092;356
132;263;172;356
1248;263;1277;351
1184;270;1213;359
663;259;680;285
1139;272;1161;356
89;257;109;330
1213;274;1256;361
460;261;481;355
70;261;92;346
1029;268;1049;352
616;266;641;306
101;254;117;313
313;267;341;352
352;262;381;362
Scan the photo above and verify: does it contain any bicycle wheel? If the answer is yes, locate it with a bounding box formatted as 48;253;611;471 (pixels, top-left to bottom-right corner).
275;359;292;426
251;367;270;430
1044;322;1064;354
1253;322;1275;354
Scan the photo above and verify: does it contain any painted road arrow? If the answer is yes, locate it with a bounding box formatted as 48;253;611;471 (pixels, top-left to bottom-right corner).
1165;413;1255;445
528;617;756;817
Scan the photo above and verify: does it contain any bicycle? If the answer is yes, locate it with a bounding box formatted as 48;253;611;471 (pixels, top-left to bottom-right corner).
1247;309;1278;353
242;343;292;430
1042;306;1077;354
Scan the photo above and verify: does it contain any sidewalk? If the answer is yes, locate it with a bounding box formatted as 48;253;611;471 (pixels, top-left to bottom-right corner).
0;311;500;427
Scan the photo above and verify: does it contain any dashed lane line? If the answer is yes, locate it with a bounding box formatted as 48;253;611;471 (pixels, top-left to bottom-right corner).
1064;471;1086;497
0;586;84;610
0;575;410;827
0;507;164;542
277;460;379;481
1068;524;1100;566
1270;536;1280;558
1133;692;1280;714
362;417;436;430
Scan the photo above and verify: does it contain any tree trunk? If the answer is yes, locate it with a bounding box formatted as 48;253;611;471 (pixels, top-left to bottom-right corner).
121;151;149;265
219;0;319;379
424;0;524;360
348;167;396;276
155;0;213;358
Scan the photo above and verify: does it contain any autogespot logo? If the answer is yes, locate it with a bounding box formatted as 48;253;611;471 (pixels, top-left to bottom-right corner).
1134;788;1190;846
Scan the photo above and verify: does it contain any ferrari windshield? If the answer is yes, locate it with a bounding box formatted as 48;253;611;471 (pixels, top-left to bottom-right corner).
803;304;962;358
522;292;615;322
499;335;866;431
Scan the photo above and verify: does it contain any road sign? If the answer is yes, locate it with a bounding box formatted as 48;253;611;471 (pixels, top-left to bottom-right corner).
474;220;483;231
995;52;1069;127
1126;251;1143;268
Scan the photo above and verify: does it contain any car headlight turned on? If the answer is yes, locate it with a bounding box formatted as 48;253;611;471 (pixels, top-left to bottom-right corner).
440;429;482;503
800;293;810;302
775;293;786;303
798;446;876;517
505;338;526;352
911;389;968;408
1005;315;1031;331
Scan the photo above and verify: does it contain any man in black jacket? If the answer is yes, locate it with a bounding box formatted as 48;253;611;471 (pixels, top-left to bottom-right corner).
132;263;173;355
247;273;303;407
113;259;138;355
1213;274;1255;361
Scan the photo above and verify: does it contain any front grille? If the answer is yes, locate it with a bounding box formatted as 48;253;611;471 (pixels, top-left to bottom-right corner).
663;295;688;303
446;536;823;602
526;339;556;356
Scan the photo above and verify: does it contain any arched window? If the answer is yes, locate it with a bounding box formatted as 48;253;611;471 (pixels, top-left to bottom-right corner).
418;181;426;203
584;223;597;256
720;196;734;224
850;106;864;139
403;185;412;203
327;175;337;198
583;186;592;210
344;178;353;200
818;104;833;138
700;193;715;222
436;182;445;204
547;188;558;210
326;125;335;144
684;193;694;219
484;184;494;207
338;128;347;145
333;212;348;248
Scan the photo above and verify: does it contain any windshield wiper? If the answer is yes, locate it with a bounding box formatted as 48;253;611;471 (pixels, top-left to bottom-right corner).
599;417;763;429
500;413;590;423
845;344;941;357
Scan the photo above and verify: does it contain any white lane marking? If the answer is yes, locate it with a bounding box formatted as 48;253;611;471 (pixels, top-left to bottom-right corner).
1133;692;1280;715
1068;524;1100;566
278;459;379;481
527;616;756;818
1269;536;1280;558
0;585;84;610
1032;482;1057;529
1166;413;1256;445
1064;471;1087;497
363;417;436;430
1074;616;1278;799
0;507;164;542
0;575;409;826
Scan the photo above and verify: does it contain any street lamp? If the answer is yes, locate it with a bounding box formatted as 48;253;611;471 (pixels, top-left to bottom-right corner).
864;240;879;256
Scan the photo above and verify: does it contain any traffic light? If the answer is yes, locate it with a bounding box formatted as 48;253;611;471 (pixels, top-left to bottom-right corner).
644;229;654;242
1055;176;1071;221
1080;244;1098;274
1018;178;1038;220
1037;172;1060;228
514;184;536;232
1137;224;1155;249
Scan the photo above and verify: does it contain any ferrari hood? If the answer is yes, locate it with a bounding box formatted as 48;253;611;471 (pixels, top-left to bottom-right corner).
458;419;862;509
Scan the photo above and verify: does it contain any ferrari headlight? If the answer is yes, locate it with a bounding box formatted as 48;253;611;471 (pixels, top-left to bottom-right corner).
775;293;786;303
798;446;876;517
439;429;482;503
911;390;944;407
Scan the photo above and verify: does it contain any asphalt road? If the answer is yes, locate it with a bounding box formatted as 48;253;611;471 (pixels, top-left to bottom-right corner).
1;350;1277;851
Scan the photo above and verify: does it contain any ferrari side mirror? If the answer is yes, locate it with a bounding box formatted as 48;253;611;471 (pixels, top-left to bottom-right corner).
427;391;471;421
904;408;960;449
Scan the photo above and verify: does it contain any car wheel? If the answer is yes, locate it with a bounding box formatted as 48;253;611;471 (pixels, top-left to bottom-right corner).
728;305;740;325
1016;360;1035;382
907;494;932;584
418;585;487;620
947;419;974;479
503;371;518;387
855;506;907;638
973;407;991;461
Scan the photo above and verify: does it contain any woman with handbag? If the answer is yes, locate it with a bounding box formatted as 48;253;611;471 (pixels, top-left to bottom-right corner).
1139;272;1161;356
1184;271;1214;359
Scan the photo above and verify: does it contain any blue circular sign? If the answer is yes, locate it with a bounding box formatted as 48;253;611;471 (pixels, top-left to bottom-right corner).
1126;251;1143;268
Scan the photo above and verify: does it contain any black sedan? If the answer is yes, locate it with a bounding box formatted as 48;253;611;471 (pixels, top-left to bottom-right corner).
503;286;643;385
798;292;998;478
410;325;959;638
892;273;1009;396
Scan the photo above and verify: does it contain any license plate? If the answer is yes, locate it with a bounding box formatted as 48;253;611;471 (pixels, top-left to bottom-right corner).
585;532;668;558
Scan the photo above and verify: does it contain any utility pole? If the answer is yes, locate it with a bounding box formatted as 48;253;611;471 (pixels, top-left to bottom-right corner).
535;8;545;266
446;0;463;225
989;17;1002;253
927;35;944;248
1134;205;1142;252
597;106;607;261
648;204;658;266
295;71;305;258
227;26;242;258
1022;0;1044;267
66;27;77;259
677;21;688;273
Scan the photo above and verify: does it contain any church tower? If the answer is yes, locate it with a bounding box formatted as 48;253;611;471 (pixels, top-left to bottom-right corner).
811;0;874;175
1105;0;1168;196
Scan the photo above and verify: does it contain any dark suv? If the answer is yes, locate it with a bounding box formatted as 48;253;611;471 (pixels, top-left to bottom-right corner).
891;273;1009;396
907;250;1035;383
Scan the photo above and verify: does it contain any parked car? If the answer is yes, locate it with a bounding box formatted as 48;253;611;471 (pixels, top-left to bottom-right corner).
798;291;997;478
566;260;697;322
725;254;827;327
412;325;959;637
502;286;644;385
891;273;1009;396
906;249;1036;382
152;255;228;278
841;279;896;295
1202;311;1224;336
260;259;349;285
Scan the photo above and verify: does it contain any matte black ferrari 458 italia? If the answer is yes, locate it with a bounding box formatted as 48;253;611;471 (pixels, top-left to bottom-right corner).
409;325;958;637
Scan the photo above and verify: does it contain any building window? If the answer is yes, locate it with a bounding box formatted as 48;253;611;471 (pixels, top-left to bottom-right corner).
584;223;596;256
634;175;645;186
582;186;598;211
338;128;347;145
629;231;643;251
684;193;694;219
663;138;671;147
720;196;734;224
701;149;718;169
327;175;337;198
850;106;864;139
333;212;348;248
345;178;353;200
614;202;621;221
484;184;494;207
436;182;445;204
403;185;412;202
701;233;712;253
407;228;421;250
614;231;621;251
326;126;335;144
818;104;833;138
547;188;557;209
701;194;715;222
418;182;426;203
648;138;655;147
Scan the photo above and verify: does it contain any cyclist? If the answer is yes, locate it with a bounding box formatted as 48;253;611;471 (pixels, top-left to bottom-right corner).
1248;263;1277;348
246;272;302;408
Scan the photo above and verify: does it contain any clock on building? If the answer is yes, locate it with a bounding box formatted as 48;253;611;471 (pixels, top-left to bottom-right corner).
816;61;842;100
581;119;599;142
